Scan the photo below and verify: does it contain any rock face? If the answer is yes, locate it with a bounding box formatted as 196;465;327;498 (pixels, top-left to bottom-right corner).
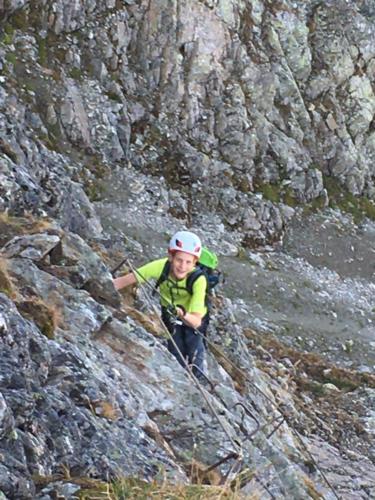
0;294;182;498
1;0;375;499
0;226;373;500
1;1;375;244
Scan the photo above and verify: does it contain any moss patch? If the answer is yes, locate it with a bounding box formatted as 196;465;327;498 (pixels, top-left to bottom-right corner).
302;193;327;215
5;52;17;65
257;182;282;203
78;159;111;202
254;181;301;208
69;67;83;80
84;181;105;202
255;175;375;220
1;24;15;45
324;175;375;222
283;186;299;207
9;9;29;30
37;36;47;66
106;91;123;103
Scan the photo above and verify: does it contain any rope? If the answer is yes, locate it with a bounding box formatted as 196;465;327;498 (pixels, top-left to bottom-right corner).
115;258;340;500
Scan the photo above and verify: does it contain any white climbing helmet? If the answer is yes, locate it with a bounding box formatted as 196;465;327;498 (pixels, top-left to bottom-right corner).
168;231;202;258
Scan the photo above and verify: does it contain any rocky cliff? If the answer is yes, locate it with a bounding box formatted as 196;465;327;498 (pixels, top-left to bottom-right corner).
0;0;375;498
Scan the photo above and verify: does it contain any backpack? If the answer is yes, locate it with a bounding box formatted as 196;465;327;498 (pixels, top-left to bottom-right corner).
153;247;221;304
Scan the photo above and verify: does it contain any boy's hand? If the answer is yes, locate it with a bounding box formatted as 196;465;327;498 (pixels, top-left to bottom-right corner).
166;304;177;316
176;305;186;318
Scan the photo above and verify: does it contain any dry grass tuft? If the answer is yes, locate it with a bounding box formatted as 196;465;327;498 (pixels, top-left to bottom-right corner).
0;257;16;299
188;459;223;486
120;305;167;338
118;286;136;307
94;400;120;421
31;218;54;233
33;473;110;497
33;470;258;499
303;476;324;499
244;329;375;390
0;211;55;247
16;297;64;338
110;476;251;499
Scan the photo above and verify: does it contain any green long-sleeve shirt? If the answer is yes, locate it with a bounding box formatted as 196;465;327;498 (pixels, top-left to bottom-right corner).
135;258;207;315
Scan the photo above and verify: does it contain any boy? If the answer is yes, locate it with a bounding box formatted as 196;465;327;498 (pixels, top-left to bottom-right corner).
113;231;209;378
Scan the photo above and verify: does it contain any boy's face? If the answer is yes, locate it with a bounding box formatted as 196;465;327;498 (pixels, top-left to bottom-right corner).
170;251;197;280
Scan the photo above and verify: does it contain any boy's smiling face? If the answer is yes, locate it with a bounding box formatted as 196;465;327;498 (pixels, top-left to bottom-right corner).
170;251;197;280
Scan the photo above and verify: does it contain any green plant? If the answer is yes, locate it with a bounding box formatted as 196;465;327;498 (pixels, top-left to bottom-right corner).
5;52;17;65
109;476;247;499
1;24;14;44
33;474;251;499
69;67;82;80
254;181;301;208
84;180;105;202
10;10;28;30
283;187;299;207
37;36;47;66
106;91;123;103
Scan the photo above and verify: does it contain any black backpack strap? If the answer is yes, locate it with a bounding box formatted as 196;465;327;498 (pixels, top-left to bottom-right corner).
152;260;171;296
186;267;205;296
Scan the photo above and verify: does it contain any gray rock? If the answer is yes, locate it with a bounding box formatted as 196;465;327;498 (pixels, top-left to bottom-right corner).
1;234;60;261
0;293;185;498
1;0;375;497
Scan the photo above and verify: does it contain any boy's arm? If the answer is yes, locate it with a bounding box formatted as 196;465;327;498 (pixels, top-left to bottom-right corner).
113;272;137;290
113;258;167;291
